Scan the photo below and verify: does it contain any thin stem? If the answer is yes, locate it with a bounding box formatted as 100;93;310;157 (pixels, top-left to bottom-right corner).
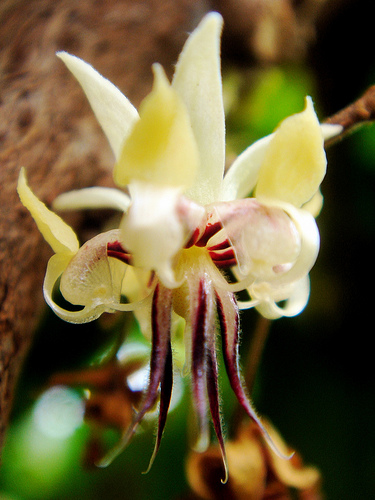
244;315;271;394
324;85;375;147
230;313;271;433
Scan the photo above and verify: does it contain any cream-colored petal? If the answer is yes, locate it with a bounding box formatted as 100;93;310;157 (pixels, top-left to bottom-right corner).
255;97;326;207
17;168;79;255
43;253;107;324
172;12;225;205
253;276;310;319
57;52;139;160
53;187;131;212
114;64;199;189
60;230;126;307
222;118;341;203
120;183;204;288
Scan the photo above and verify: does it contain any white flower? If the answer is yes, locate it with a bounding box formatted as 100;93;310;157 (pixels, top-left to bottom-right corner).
18;12;342;479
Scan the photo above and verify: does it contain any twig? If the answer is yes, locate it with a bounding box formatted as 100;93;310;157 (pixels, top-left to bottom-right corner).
324;85;375;147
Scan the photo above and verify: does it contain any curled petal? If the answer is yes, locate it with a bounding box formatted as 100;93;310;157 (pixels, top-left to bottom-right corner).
173;12;225;205
240;276;311;320
99;283;173;468
60;230;126;308
43;253;108;324
115;64;199;189
209;199;301;279
255;97;326;207
57;52;139;160
17;168;79;255
236;202;319;319
53;187;131;212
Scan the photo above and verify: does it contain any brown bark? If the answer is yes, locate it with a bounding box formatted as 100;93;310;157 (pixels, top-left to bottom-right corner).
0;0;208;456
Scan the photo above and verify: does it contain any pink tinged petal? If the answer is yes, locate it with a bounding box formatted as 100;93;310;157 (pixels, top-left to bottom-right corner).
215;288;292;459
210;199;301;278
57;52;139;160
172;13;225;205
98;283;173;468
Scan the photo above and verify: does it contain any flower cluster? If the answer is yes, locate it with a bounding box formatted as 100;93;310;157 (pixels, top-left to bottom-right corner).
18;13;341;478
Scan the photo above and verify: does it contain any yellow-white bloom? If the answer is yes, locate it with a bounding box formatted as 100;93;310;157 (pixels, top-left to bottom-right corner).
18;12;342;478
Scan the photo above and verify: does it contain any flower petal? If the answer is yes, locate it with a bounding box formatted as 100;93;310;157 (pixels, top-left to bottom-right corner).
222;118;342;203
98;283;173;467
209;199;301;279
172;12;225;205
53;187;131;212
243;276;311;320
57;52;139;160
120;184;205;288
114;64;199;189
190;278;212;452
43;253;108;324
255;97;326;207
17;168;79;255
60;230;126;308
216;288;291;459
206;318;229;483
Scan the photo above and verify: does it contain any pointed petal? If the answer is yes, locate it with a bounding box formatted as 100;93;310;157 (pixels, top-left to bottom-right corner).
222;118;340;203
53;187;131;212
115;64;199;189
17;168;79;255
43;253;108;324
206;327;229;483
172;13;225;205
255;97;326;207
144;340;173;473
57;52;139;160
98;283;173;467
216;288;291;459
190;278;211;452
